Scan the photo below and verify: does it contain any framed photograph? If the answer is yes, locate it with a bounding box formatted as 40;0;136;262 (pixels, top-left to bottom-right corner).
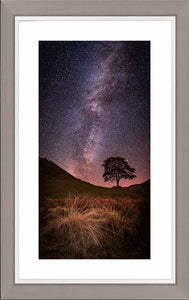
15;15;174;283
1;1;189;299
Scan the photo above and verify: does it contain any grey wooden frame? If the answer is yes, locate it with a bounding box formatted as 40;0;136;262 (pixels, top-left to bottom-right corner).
1;0;189;299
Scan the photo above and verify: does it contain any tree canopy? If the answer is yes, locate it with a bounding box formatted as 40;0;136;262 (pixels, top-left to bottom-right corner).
102;157;136;187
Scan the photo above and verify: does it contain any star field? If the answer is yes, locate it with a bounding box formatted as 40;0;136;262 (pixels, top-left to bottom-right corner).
39;41;150;187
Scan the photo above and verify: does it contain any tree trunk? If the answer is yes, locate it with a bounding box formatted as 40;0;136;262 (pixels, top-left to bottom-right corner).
116;179;119;187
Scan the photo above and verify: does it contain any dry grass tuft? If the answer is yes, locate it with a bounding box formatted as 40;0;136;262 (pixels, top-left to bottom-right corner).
40;194;149;258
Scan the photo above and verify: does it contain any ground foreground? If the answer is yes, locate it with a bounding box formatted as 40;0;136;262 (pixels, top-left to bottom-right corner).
39;158;150;259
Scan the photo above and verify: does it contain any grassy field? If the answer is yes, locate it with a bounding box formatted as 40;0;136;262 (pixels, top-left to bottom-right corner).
39;158;150;259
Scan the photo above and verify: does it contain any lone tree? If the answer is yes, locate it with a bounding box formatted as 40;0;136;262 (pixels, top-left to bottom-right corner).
102;157;136;187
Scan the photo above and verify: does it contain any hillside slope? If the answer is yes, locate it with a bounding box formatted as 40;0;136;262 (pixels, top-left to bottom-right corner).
39;157;150;200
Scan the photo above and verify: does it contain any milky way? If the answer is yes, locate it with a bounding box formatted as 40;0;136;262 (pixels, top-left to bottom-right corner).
39;41;150;187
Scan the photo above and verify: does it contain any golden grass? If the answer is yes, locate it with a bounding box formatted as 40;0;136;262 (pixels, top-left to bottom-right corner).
40;194;148;258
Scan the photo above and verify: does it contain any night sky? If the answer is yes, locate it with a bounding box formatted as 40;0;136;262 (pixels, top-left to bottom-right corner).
39;41;150;187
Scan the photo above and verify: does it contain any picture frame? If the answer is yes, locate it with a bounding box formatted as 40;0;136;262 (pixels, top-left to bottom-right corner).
16;15;174;283
1;0;189;299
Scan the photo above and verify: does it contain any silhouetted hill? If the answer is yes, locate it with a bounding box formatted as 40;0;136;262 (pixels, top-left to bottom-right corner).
39;157;150;200
40;157;78;181
40;158;98;199
127;179;150;199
